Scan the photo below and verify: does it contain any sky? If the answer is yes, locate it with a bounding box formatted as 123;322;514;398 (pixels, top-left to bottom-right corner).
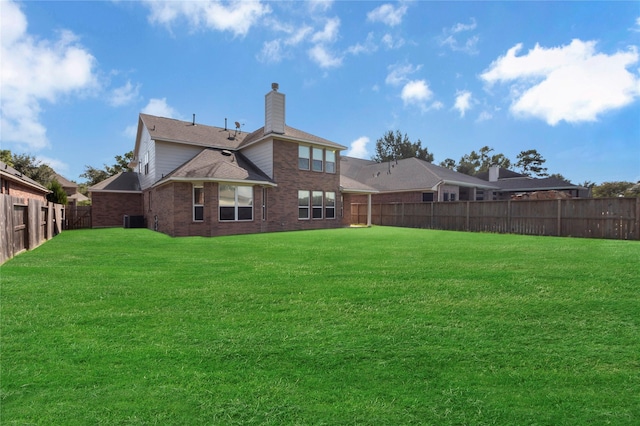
1;0;639;185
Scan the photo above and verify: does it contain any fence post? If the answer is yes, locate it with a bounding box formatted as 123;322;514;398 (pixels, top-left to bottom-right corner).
466;201;470;231
635;197;640;240
557;199;562;237
507;199;511;233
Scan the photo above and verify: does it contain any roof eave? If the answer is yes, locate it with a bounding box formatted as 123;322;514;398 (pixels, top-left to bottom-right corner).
153;176;277;188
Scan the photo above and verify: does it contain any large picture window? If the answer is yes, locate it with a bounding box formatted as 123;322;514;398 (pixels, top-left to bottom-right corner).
312;147;323;172
219;184;253;221
298;146;310;170
325;192;336;219
298;190;310;220
193;185;204;221
312;191;323;219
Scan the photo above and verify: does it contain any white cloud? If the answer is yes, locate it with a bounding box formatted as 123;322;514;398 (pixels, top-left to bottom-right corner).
439;18;479;55
347;32;378;55
257;39;284;64
385;63;422;86
481;39;640;125
632;17;640;32
401;80;433;108
346;136;370;158
0;0;97;150
367;3;408;27
311;17;340;43
109;80;141;107
381;33;405;50
476;111;493;123
142;98;179;118
142;0;271;37
453;90;473;117
308;44;342;68
307;0;333;13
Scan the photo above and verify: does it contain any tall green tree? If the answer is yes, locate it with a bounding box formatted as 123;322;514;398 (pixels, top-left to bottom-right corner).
439;158;456;169
592;181;639;198
47;180;68;204
82;150;134;186
453;146;511;176
7;152;55;185
372;130;433;163
515;149;548;177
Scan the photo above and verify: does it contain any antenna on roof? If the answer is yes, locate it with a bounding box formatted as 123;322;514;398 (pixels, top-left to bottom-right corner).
234;121;241;136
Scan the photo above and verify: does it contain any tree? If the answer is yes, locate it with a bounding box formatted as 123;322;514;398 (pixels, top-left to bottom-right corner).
372;130;433;163
47;180;68;205
453;146;512;176
1;150;12;165
592;181;639;198
515;149;548;177
439;158;456;169
8;152;55;185
81;150;134;186
548;173;570;183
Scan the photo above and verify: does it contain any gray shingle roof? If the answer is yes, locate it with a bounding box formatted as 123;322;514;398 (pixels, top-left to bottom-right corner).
140;114;247;150
89;172;141;192
238;125;346;150
340;156;497;192
0;161;49;193
155;149;274;186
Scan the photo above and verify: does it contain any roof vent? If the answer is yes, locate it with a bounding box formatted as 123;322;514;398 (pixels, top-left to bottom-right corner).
272;82;279;91
222;150;232;156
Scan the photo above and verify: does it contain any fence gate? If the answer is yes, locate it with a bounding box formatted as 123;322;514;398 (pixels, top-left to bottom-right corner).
65;205;92;230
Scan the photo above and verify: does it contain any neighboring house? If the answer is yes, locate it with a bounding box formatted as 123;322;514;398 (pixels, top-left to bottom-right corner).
53;173;89;205
90;83;347;236
340;156;499;205
475;166;590;200
0;161;49;201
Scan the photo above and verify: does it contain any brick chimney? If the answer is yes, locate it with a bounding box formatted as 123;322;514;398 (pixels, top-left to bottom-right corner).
489;165;500;182
264;82;285;135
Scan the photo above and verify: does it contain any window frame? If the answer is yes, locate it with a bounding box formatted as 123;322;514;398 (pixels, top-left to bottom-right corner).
312;147;323;172
325;191;336;219
325;150;336;174
312;191;323;219
298;190;310;220
193;185;204;222
219;184;254;222
298;145;310;170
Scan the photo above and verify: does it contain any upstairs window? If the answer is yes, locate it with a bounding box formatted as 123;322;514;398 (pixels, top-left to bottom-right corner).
144;152;149;175
298;146;310;170
220;185;253;221
325;150;336;173
193;185;204;221
312;148;323;172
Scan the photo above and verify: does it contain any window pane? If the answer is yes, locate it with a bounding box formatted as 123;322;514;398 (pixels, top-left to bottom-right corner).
298;190;309;206
237;186;253;207
325;207;335;219
312;207;323;219
220;206;235;221
219;184;235;207
238;207;253;221
194;187;204;204
325;150;335;173
325;192;335;206
312;148;323;172
299;207;309;220
194;206;204;221
422;192;434;202
312;191;323;206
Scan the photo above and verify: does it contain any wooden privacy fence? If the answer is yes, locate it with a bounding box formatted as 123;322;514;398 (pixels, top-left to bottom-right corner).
1;194;64;264
64;205;92;230
351;198;640;240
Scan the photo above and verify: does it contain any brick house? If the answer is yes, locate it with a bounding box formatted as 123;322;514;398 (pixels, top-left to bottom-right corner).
90;83;347;236
1;161;49;201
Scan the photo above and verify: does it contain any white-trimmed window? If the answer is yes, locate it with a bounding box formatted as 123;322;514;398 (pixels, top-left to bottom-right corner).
325;150;336;173
219;184;253;221
298;146;310;170
298;190;310;220
325;192;336;219
144;152;149;175
193;185;204;221
312;148;323;172
312;191;323;219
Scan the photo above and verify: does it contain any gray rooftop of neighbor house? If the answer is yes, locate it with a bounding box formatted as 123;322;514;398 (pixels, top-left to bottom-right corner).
0;161;50;193
88;172;141;193
340;156;498;192
155;148;275;187
53;173;77;190
476;167;586;192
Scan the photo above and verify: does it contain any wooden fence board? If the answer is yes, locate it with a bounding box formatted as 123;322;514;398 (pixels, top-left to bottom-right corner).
350;198;639;240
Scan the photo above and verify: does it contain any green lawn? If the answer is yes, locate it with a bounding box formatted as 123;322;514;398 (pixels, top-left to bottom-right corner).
1;227;638;425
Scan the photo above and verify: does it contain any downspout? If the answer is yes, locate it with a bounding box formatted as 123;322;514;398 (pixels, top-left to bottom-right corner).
434;180;444;202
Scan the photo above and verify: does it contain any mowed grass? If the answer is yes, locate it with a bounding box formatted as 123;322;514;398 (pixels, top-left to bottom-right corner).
1;227;638;425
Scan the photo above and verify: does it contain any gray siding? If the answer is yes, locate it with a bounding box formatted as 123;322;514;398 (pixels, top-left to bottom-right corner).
242;140;273;179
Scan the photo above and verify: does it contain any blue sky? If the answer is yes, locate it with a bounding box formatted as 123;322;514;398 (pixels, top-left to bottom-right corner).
1;0;639;185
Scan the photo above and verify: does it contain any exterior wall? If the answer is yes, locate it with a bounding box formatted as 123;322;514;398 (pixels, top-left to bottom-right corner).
266;138;342;233
137;126;156;190
0;178;47;202
155;141;203;183
242;140;274;179
92;192;143;228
